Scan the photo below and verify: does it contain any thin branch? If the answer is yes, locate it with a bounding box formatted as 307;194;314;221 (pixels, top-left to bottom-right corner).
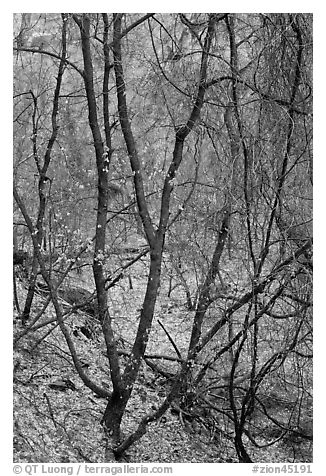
13;47;84;77
158;319;182;360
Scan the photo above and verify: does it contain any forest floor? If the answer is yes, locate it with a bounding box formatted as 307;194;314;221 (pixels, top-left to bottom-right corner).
13;260;312;463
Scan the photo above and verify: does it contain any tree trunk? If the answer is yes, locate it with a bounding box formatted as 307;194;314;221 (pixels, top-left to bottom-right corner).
21;256;38;324
235;434;252;463
102;389;129;441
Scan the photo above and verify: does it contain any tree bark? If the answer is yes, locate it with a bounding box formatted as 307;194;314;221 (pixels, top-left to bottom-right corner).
75;13;124;413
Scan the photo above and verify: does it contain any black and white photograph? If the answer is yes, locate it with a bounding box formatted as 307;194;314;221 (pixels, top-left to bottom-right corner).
12;9;313;470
